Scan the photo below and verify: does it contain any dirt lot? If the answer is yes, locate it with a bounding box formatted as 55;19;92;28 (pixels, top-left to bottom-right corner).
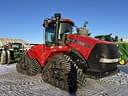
0;63;128;96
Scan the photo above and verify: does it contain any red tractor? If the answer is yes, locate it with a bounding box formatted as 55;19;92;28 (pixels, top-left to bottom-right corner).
16;13;120;92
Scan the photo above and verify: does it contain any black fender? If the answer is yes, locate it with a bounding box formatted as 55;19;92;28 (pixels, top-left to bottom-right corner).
70;49;89;70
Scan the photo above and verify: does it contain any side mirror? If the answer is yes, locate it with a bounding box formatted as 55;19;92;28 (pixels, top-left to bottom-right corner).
43;19;48;28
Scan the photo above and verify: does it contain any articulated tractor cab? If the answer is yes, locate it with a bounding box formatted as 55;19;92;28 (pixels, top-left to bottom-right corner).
16;13;120;92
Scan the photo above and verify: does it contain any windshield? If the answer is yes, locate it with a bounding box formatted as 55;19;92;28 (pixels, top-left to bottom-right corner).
59;22;73;39
59;23;72;34
45;23;56;45
45;22;73;45
11;43;22;49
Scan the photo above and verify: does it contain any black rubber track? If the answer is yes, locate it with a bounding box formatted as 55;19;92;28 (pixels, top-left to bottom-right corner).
42;54;86;93
16;53;41;76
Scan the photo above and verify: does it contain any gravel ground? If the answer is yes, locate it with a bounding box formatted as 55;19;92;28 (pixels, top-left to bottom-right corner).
0;63;128;96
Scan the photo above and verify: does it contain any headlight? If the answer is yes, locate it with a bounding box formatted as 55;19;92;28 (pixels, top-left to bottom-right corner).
99;58;119;63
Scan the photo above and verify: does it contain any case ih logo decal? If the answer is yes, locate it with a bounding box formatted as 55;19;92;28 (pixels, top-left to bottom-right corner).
67;38;91;48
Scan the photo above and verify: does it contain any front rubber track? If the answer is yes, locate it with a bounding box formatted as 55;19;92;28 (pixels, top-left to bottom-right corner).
42;54;86;93
16;53;41;76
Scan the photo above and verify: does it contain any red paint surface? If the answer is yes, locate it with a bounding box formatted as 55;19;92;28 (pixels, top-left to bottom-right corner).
26;34;113;68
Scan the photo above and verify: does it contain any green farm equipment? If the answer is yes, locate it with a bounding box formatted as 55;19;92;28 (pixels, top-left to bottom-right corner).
117;42;128;64
0;43;24;64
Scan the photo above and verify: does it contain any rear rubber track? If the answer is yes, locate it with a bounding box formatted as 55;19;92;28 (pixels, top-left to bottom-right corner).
16;53;41;76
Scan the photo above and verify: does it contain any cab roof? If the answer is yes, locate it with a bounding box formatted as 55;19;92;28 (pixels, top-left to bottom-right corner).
48;18;75;26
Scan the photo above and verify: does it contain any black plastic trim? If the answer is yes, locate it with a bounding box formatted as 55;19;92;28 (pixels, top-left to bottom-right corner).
87;43;120;73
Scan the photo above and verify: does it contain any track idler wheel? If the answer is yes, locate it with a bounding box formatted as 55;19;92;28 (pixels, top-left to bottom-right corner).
42;54;86;93
16;53;41;76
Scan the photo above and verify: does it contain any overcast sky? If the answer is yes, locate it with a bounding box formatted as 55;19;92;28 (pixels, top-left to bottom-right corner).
0;0;128;43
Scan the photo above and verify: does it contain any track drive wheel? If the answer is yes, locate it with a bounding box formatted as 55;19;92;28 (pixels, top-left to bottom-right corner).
16;53;41;76
42;54;86;93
